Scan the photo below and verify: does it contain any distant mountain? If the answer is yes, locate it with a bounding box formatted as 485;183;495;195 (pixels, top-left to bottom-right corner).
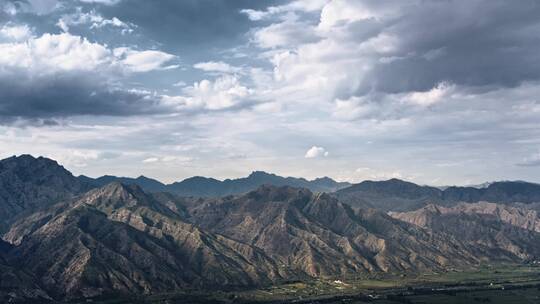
336;179;540;212
335;179;444;211
0;155;92;232
83;170;351;197
390;203;540;261
79;174;168;192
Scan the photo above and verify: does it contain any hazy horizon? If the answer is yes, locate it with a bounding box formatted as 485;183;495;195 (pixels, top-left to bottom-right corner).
1;0;540;186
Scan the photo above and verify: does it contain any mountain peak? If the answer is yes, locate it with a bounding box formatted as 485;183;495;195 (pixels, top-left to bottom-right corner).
248;171;276;179
81;182;148;209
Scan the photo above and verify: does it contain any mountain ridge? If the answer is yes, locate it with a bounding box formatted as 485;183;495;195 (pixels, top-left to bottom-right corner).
82;169;351;197
336;178;540;212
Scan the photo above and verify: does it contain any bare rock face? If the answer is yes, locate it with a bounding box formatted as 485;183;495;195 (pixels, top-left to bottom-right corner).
390;203;540;261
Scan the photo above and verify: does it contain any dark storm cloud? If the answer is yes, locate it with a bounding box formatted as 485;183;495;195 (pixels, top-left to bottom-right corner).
0;71;164;121
346;0;540;97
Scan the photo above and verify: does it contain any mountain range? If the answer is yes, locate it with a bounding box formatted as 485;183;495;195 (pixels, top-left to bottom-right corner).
1;155;540;302
80;170;351;197
335;178;540;212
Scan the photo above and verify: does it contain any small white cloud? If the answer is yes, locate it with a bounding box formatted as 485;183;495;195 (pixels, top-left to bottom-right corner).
305;146;329;158
142;157;159;163
113;47;176;72
407;82;453;106
173;81;186;87
193;61;242;73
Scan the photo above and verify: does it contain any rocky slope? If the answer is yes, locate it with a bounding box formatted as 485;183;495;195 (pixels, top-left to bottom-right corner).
0;155;92;232
390;203;540;261
4;183;286;299
184;185;483;277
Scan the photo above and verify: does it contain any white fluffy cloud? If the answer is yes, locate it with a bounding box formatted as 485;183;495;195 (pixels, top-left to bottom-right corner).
164;75;254;111
0;31;175;74
193;61;242;73
305;146;329;158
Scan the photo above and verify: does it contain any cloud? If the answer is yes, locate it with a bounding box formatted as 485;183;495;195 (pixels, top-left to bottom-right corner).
142;157;159;163
305;146;329;158
193;61;242;73
252;19;319;49
142;155;192;164
517;152;540;167
113;47;177;72
0;31;175;74
0;31;176;120
7;0;60;15
164;75;254;111
57;9;134;34
173;81;186;87
406;82;454;106
240;0;328;21
354;167;411;182
0;24;33;41
79;0;122;5
247;0;540;111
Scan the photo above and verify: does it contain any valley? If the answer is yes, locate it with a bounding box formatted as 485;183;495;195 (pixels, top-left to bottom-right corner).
68;264;540;303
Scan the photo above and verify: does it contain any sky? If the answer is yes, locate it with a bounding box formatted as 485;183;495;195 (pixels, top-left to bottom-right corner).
0;0;540;185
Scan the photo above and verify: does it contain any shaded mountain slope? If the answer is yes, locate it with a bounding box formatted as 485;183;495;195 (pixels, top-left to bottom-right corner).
390;203;540;261
335;179;443;212
0;155;92;232
0;239;50;303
